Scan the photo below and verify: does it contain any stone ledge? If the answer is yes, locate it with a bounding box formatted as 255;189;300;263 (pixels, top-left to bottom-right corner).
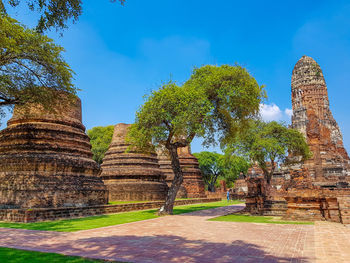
0;198;222;223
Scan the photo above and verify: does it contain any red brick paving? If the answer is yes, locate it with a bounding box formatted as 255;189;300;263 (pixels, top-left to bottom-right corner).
0;205;349;262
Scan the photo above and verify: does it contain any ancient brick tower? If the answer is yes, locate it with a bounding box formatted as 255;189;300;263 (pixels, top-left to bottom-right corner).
101;123;168;201
178;146;206;198
0;97;108;208
291;55;350;186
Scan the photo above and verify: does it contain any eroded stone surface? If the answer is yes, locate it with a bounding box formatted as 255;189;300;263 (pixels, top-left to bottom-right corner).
0;96;108;209
291;55;350;187
101;123;168;201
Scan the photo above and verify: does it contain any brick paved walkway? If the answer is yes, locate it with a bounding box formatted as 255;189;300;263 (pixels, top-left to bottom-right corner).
0;205;349;263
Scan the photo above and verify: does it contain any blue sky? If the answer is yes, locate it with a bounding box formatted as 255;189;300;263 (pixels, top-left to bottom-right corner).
4;0;350;153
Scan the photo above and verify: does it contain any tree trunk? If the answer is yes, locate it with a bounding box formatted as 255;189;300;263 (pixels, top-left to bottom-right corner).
158;145;184;215
265;160;275;185
208;173;219;192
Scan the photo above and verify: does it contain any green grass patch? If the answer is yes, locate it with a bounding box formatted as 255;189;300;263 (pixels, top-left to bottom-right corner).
0;200;240;232
209;214;314;225
0;247;121;263
108;200;152;205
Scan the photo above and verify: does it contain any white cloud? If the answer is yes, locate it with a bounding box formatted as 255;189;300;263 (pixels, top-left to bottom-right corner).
285;108;293;118
259;104;292;123
259;103;282;122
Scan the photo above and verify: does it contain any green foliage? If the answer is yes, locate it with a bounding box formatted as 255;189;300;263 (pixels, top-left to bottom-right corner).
128;65;264;214
0;247;109;262
184;64;266;147
193;151;223;191
87;125;114;164
0;0;125;32
228;120;311;183
209;214;314;224
221;152;249;188
0;201;232;232
0;15;76;119
193;151;249;191
127;81;212;152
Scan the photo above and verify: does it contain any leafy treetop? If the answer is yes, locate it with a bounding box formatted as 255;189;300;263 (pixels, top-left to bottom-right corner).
0;15;76;121
87;125;114;164
227;120;311;184
184;64;266;147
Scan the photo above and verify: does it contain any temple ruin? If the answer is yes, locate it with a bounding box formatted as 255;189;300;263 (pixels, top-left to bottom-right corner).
243;56;350;223
0;96;108;209
101;123;168;201
291;55;350;187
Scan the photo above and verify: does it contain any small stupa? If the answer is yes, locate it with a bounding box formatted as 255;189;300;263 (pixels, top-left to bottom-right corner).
0;95;108;208
178;146;206;198
101;123;168;201
157;149;188;198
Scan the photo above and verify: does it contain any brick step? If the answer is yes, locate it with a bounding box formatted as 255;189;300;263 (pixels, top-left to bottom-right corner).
337;196;350;224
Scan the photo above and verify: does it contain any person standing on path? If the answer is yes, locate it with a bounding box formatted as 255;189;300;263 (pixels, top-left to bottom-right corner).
227;190;230;202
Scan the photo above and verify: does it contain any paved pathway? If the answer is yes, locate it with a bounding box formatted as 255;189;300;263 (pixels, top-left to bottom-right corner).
0;205;349;263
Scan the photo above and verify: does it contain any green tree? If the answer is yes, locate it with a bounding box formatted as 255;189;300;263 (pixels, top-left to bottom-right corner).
221;152;249;188
127;65;265;215
193;151;223;192
0;0;125;32
0;15;76;122
87;125;114;164
228;121;311;184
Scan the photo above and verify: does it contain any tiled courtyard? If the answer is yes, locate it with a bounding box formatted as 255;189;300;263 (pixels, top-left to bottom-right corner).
0;205;349;263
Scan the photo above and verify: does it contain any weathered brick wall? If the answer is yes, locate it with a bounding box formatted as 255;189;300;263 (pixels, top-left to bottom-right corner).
283;188;350;223
0;198;221;223
245;178;287;216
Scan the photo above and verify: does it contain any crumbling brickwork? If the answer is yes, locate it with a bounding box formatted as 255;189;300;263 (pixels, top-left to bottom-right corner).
0;96;108;209
291;56;350;187
101;123;168;201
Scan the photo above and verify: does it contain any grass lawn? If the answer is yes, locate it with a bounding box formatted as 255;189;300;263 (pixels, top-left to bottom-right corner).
108;200;152;205
0;200;242;232
0;247;122;263
108;198;203;205
209;214;314;225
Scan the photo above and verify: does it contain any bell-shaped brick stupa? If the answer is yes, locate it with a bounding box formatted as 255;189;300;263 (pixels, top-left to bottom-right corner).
0;96;108;208
291;55;350;187
101;123;168;201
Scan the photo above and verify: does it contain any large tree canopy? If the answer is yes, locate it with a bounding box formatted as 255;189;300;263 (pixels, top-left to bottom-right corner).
0;15;76;119
0;0;125;32
87;125;114;164
184;65;266;147
227;120;311;184
127;65;265;215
